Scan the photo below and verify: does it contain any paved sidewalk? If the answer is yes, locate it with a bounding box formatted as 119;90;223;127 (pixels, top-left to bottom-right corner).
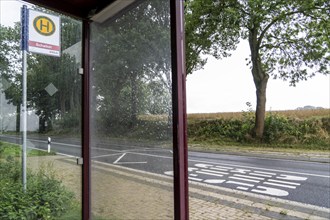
28;156;330;219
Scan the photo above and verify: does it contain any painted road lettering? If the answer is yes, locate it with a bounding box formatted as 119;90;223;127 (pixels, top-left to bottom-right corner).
164;163;308;197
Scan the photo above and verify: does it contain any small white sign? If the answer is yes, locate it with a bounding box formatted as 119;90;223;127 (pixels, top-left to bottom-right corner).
28;10;61;57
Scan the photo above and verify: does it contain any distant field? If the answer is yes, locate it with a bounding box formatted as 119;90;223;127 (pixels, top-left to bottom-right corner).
188;109;330;121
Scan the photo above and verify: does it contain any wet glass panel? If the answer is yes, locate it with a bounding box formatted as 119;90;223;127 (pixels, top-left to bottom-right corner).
0;1;82;219
90;0;173;219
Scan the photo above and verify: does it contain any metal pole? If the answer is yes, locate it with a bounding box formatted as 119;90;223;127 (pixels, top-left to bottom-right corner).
0;82;2;134
22;49;27;192
21;4;28;193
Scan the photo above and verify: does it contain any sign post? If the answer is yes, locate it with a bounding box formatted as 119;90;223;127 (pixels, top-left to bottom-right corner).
20;5;60;192
21;5;28;192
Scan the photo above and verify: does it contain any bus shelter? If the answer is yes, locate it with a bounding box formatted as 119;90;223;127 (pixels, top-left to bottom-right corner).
0;0;188;219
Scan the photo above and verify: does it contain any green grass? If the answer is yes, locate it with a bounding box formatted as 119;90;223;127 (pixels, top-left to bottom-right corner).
55;204;81;220
0;141;56;158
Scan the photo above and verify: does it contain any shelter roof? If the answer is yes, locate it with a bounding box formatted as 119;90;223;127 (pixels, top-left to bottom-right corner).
23;0;116;19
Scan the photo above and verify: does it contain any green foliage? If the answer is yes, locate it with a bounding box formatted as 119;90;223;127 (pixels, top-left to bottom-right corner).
188;113;330;149
185;0;330;138
0;13;82;134
53;109;81;134
91;0;172;139
0;142;55;158
0;158;75;220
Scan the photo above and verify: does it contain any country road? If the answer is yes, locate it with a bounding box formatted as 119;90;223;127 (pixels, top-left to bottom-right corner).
1;134;329;208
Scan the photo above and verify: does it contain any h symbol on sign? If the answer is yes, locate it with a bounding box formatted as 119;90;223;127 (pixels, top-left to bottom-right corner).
39;20;50;32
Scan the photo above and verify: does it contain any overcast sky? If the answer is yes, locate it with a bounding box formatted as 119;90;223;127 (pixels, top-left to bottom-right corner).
186;41;330;113
1;0;329;113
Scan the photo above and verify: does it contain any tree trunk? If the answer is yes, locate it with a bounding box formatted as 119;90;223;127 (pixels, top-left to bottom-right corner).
15;104;21;133
254;77;268;139
249;28;269;140
60;92;66;115
130;74;138;128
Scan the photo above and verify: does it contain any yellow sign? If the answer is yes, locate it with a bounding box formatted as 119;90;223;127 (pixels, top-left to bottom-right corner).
33;16;55;36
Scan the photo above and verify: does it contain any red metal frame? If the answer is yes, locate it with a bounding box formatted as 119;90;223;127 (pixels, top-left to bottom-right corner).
171;0;189;219
82;20;91;220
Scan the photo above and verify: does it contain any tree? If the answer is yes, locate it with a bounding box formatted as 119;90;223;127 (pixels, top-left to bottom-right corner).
0;13;82;133
0;24;23;132
185;0;330;139
91;0;172;134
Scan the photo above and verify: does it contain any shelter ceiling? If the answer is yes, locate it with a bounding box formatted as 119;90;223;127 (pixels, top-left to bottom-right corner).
23;0;116;19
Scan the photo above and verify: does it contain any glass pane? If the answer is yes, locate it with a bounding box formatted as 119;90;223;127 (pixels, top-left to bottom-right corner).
0;1;82;219
90;0;173;219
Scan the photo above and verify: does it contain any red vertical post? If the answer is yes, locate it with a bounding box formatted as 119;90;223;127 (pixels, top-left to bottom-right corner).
82;20;91;220
171;0;188;219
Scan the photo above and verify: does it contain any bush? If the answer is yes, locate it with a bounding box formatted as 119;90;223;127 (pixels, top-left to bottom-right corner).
188;113;330;149
0;158;75;220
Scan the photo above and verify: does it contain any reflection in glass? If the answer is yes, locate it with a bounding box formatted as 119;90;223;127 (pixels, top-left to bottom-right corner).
0;2;82;219
90;0;173;219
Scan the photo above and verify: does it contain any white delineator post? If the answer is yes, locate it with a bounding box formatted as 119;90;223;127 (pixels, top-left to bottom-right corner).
47;137;51;153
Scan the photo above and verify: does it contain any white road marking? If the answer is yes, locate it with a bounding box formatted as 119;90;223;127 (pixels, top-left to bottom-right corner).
189;177;203;181
228;176;260;183
164;171;173;176
195;163;213;169
92;153;123;159
196;171;223;177
254;171;277;175
226;181;254;187
113;153;126;164
237;186;249;190
215;165;233;170
211;167;229;172
1;135;328;178
189;174;198;177
201;169;229;175
233;174;264;180
264;182;296;189
277;174;308;181
116;162;147;164
230;168;251;174
268;179;301;186
188;167;199;172
204;179;225;184
250;173;272;178
252;186;289;197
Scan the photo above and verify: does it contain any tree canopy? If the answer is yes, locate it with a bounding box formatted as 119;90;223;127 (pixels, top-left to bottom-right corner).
185;0;330;138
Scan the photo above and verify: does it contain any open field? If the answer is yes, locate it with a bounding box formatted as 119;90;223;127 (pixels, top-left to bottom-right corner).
188;109;330;121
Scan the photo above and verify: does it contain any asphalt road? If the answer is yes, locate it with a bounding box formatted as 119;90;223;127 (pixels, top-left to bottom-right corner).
1;134;329;208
